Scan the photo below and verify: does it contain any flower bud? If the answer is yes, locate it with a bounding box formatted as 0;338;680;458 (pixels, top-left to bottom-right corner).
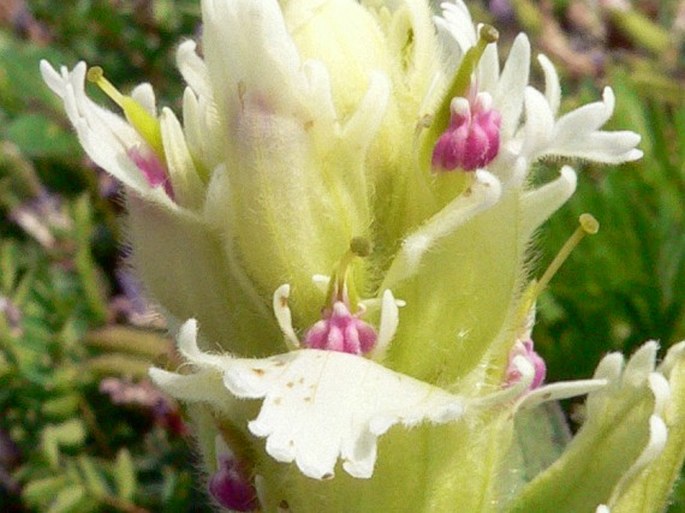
506;339;546;390
208;452;258;511
303;301;377;354
432;92;502;171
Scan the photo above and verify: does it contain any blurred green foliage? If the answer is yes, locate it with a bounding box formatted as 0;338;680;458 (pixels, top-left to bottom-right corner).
0;0;683;511
0;1;211;511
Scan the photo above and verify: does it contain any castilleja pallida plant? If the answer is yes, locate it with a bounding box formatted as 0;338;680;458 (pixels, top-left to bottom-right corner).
42;0;685;512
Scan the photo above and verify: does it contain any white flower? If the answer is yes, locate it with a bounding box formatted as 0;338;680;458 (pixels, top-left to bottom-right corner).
434;0;642;186
150;318;468;480
40;61;173;206
150;282;607;482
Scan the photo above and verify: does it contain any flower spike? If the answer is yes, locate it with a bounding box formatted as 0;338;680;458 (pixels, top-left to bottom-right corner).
44;0;655;510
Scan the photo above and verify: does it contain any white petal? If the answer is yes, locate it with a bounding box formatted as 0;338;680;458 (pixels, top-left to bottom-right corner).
368;289;400;361
622;340;658;388
435;1;476;57
177;40;212;99
222;349;465;479
596;506;610;513
272;284;300;350
477;43;500;95
537;54;561;116
520;166;577;236
160;107;204;209
531;86;643;163
157;323;465;480
494;33;530;140
130;83;157;115
540;87;642;163
41;59;67;96
521;86;555;159
543;130;643;163
175;318;244;374
556;87;616;134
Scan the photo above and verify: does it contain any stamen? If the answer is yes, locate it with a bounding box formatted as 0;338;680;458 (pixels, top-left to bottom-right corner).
439;25;499;122
533;213;599;297
327;237;372;305
350;236;372;258
420;25;499;168
86;66;126;107
514;214;599;334
87;66;165;160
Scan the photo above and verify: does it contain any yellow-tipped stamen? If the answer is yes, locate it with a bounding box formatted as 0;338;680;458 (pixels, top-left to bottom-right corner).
439;25;499;122
534;213;599;297
419;25;499;168
87;66;165;160
87;66;126;107
517;214;599;333
326;237;372;306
